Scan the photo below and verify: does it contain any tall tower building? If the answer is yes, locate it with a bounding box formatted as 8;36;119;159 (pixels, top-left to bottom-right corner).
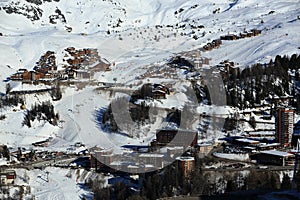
275;107;295;147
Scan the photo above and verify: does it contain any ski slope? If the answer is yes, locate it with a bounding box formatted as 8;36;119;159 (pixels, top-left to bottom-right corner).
0;0;299;149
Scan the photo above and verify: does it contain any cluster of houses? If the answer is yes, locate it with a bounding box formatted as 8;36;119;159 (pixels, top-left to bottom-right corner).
220;103;300;167
64;47;100;69
138;65;178;80
130;83;174;101
0;170;16;185
90;129;199;177
220;29;262;40
217;60;240;79
171;51;211;70
202;39;222;51
11;51;57;82
10;47;111;83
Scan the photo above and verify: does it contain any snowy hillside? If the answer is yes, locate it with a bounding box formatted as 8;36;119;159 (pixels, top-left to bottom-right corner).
0;1;299;199
0;0;299;149
0;0;299;70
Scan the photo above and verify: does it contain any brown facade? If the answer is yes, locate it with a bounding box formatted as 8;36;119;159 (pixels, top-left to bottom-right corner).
276;108;294;147
177;157;195;178
90;150;114;170
0;170;16;185
155;129;198;147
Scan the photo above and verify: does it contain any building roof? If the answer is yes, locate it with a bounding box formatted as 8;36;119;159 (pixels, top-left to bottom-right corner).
139;153;164;158
258;143;280;148
235;138;260;144
261;150;294;157
176;156;195;161
197;143;213;147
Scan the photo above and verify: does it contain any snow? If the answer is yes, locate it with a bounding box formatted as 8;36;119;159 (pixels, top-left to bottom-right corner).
235;138;260;144
0;158;8;166
14;167;108;200
176;156;194;161
0;0;299;198
261;150;294;157
213;152;250;161
10;81;52;92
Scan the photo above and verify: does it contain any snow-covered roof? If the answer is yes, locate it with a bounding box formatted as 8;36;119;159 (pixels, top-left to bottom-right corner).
139;153;164;158
197;143;213;147
258;143;280;148
152;89;166;94
243;146;256;150
235;138;260;144
176;156;194;161
248;132;275;136
261;150;294;157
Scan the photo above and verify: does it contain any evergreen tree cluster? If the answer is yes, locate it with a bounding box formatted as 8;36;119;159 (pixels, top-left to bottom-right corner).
102;97;150;133
23;101;59;127
0;95;24;108
222;54;300;110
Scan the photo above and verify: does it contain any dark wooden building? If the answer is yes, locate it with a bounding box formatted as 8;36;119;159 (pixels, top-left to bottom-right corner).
153;129;198;147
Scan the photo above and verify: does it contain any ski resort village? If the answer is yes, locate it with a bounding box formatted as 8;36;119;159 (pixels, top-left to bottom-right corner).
0;0;300;199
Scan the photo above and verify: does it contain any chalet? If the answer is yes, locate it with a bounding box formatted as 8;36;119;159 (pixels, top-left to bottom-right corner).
11;69;27;80
251;150;294;166
90;60;111;72
153;129;198;147
35;72;45;80
203;43;212;51
0;170;16;185
176;156;195;178
64;47;102;70
140;83;170;100
10;72;24;80
212;39;222;46
35;51;56;71
75;70;92;79
251;29;262;36
22;71;34;81
220;34;238;40
197;143;213;158
203;39;222;51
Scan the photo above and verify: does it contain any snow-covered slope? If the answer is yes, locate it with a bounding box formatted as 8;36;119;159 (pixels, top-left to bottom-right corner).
0;0;299;70
0;0;299;149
